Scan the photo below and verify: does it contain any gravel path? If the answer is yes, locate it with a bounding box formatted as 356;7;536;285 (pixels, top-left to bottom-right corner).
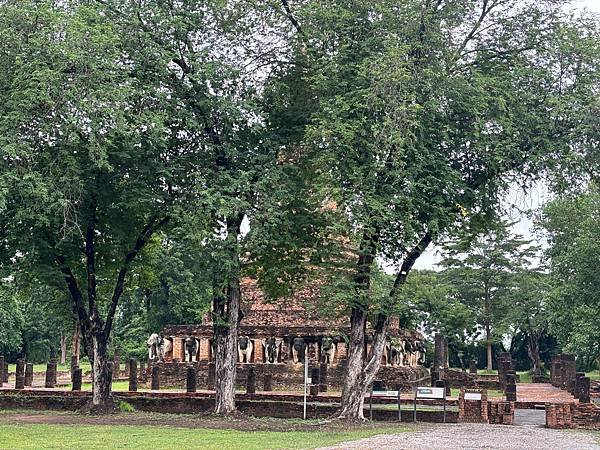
322;423;600;450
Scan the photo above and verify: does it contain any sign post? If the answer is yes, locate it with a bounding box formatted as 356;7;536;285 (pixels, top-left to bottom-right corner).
414;386;446;423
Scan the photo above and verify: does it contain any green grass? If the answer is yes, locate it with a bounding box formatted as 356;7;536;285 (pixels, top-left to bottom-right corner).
449;388;504;398
477;369;497;375
586;371;600;381
7;362;93;373
517;371;532;383
0;423;405;450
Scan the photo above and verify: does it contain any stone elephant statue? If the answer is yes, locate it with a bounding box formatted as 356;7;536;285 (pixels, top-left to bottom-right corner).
263;337;281;364
238;336;253;363
184;336;199;362
321;337;336;364
292;337;307;364
386;339;405;367
147;333;160;362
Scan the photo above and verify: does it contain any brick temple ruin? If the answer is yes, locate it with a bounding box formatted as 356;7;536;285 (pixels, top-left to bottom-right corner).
147;278;429;391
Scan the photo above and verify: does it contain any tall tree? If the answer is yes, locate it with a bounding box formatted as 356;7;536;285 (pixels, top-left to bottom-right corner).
278;0;600;419
541;185;600;368
0;1;215;409
440;226;539;370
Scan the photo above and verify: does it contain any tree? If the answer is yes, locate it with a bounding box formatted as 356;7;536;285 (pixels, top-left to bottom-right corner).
505;271;551;373
440;225;538;370
541;185;600;369
278;0;600;419
396;270;478;365
0;1;216;409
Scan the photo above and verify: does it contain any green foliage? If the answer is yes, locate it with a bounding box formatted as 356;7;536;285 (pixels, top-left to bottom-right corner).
541;185;600;367
117;401;135;413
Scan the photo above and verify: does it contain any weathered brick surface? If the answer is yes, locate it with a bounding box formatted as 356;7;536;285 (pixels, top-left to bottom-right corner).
488;401;514;425
143;361;429;392
458;388;488;423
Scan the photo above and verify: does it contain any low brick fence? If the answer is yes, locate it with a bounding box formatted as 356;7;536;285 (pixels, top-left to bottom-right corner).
0;389;457;422
546;403;600;430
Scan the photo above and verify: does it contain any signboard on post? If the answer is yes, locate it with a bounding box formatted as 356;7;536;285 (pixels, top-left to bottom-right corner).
415;387;445;399
414;386;447;423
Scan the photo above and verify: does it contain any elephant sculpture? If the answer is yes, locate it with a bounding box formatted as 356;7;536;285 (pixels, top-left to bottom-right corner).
386;339;405;366
263;337;281;364
292;337;307;364
415;340;426;365
184;336;199;362
405;340;417;367
238;336;253;363
147;333;160;361
321;337;335;364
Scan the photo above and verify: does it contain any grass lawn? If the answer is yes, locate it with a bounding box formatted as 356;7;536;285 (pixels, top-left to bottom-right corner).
0;411;407;450
477;369;497;375
586;371;600;381
7;362;93;373
0;424;403;450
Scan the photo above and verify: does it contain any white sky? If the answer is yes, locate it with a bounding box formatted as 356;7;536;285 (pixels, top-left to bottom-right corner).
413;0;600;270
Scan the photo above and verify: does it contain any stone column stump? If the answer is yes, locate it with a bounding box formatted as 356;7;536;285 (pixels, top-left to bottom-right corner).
246;367;256;394
72;368;82;391
319;362;328;393
44;360;57;388
128;358;138;392
263;374;273;392
24;363;34;387
151;365;160;390
15;359;25;390
186;365;197;393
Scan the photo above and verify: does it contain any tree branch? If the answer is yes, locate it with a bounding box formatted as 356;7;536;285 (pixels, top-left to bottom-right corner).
103;214;170;339
280;0;302;35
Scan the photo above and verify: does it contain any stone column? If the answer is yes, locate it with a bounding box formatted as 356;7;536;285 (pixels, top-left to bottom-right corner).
186;365;197;393
562;354;576;393
24;363;33;387
128;358;138;392
45;360;57;388
319;362;328;393
253;340;264;364
70;355;78;380
505;371;517;402
469;360;477;375
0;356;4;385
246;367;256;394
207;363;215;389
2;359;8;384
72;368;82;391
199;339;211;362
434;334;448;371
263;374;273;391
151;365;160;390
15;359;25;390
577;375;591;404
310;368;320;396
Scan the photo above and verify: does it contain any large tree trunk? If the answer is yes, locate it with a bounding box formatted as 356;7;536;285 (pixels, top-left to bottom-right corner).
91;334;113;409
335;231;431;421
337;308;368;420
213;279;241;415
527;331;542;373
60;332;67;365
213;215;243;415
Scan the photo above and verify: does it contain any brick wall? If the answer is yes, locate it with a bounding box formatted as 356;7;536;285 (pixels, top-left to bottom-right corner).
146;361;430;392
458;388;488;423
546;403;600;430
488;401;514;425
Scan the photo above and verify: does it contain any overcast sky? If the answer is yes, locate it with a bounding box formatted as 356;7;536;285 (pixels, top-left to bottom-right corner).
413;0;600;270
